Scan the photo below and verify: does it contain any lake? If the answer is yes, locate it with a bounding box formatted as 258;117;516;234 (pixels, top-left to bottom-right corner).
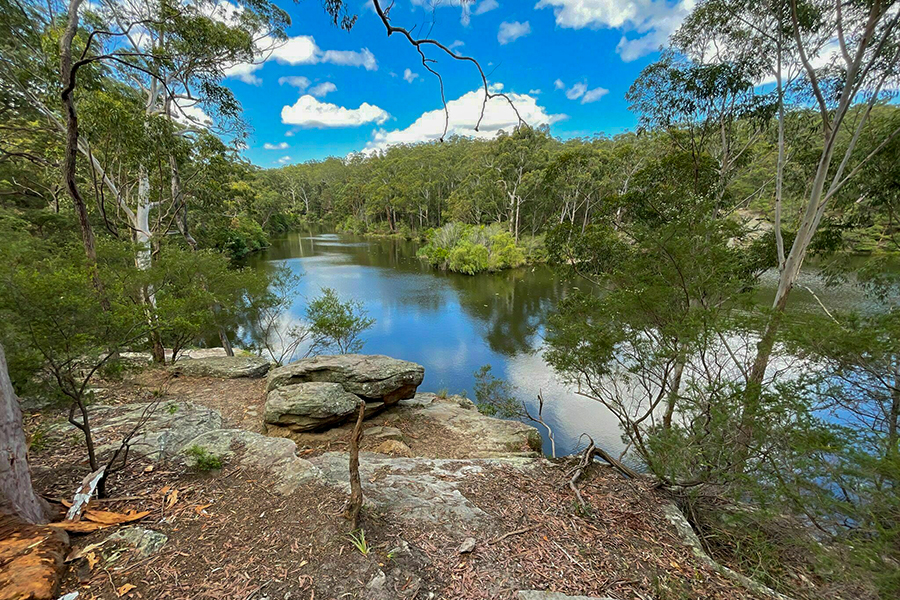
247;230;874;458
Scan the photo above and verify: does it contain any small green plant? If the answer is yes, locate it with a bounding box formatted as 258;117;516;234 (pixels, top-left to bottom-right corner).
473;364;521;418
436;387;449;399
347;528;370;555
185;445;223;471
166;402;179;415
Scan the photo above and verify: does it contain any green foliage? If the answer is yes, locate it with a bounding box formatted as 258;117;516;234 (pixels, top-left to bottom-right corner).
306;288;375;355
418;223;529;274
473;364;521;418
347;529;370;555
184;445;224;471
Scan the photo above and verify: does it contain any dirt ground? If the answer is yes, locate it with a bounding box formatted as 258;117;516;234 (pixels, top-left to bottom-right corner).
24;369;770;600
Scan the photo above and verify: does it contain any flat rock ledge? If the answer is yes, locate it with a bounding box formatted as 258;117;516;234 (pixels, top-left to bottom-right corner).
267;354;425;404
169;355;271;379
264;382;363;432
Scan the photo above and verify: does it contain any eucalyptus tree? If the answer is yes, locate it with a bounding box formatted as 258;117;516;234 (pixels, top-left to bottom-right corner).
489;125;551;242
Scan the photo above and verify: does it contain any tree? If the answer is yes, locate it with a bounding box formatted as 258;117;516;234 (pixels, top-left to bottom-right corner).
306;288;374;355
0;343;47;523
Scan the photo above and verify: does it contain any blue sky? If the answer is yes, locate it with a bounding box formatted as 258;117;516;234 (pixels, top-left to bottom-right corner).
224;1;694;166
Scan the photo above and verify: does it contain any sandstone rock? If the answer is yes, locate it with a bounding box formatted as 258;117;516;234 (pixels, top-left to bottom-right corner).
517;593;617;600
264;382;362;432
170;355;270;379
364;426;404;442
374;439;412;456
89;402;223;460
392;394;543;458
184;429;320;494
0;513;69;600
106;527;167;557
267;354;424;404
311;452;537;524
458;537;476;554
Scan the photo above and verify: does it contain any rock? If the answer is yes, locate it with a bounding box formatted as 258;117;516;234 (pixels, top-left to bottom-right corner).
183;429;320;494
88;402;223;460
393;394;543;458
458;537;476;554
267;354;424;404
264;382;363;432
517;593;617;600
364;426;404;442
366;569;386;592
105;527;167;557
374;439;412;456
311;452;537;525
170;356;270;379
0;513;69;600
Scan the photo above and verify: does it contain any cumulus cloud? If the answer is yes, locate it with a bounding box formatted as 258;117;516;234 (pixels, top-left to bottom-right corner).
225;35;376;84
581;86;609;103
473;0;499;15
276;156;291;164
403;68;419;83
309;82;337;97
536;0;694;62
554;79;566;90
281;95;390;129
565;82;587;100
264;142;289;150
498;21;532;45
411;0;498;26
278;76;310;89
529;88;542;95
363;86;564;154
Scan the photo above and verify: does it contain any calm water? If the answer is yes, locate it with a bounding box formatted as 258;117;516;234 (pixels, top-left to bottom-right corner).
247;230;874;458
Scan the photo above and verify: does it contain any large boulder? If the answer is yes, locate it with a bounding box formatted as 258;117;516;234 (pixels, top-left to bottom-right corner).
267;354;424;404
264;382;363;432
170;355;270;379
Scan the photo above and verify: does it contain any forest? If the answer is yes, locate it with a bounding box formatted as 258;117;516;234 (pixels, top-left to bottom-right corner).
1;0;900;599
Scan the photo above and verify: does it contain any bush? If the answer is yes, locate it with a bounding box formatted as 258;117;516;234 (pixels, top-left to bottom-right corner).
185;445;223;471
418;222;531;274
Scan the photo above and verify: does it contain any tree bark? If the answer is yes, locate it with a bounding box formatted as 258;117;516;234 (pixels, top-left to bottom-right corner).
0;344;49;523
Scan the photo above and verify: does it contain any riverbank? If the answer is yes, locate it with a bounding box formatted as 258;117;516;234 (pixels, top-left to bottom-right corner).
11;356;790;600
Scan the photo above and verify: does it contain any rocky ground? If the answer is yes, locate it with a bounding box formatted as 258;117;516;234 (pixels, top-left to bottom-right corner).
12;355;777;600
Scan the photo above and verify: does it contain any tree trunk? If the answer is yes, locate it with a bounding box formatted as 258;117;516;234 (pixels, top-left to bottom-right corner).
0;344;48;523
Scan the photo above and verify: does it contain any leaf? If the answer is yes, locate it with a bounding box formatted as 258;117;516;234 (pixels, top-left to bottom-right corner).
85;552;99;570
165;490;178;509
65;542;103;563
116;583;136;597
84;509;151;525
193;504;212;515
48;520;112;533
143;465;154;473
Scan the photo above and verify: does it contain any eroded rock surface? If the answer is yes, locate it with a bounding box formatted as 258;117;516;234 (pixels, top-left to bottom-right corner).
264;382;362;432
311;451;537;524
267;354;424;404
170;355;270;379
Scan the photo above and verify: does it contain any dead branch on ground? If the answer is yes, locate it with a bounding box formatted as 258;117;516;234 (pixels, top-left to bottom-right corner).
344;401;366;530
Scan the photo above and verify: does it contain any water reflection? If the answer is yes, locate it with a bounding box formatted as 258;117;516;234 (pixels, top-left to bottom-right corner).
245;230;874;458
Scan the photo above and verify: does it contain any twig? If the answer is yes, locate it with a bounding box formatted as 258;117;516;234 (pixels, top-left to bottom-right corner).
344;402;366;530
569;435;595;507
487;525;538;545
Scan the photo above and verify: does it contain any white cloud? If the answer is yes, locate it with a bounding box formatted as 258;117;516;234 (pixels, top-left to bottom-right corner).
449;40;465;51
554;79;566;90
281;95;390;129
285;130;295;137
173;103;213;128
403;68;419;83
225;35;377;84
363;86;564;154
529;88;542;95
309;82;337;97
581;86;609;103
278;76;310;89
565;82;586;100
498;21;532;45
277;156;291;164
536;0;695;62
473;0;499;15
264;142;289;150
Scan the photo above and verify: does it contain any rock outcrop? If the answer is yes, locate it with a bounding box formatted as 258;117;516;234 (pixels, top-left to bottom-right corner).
170;355;270;379
264;382;363;432
267;354;424;404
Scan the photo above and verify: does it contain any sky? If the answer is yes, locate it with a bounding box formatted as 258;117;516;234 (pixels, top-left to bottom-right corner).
225;0;696;166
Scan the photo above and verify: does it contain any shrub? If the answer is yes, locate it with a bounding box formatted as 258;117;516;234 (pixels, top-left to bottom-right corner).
184;445;224;471
448;241;490;275
418;222;531;274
